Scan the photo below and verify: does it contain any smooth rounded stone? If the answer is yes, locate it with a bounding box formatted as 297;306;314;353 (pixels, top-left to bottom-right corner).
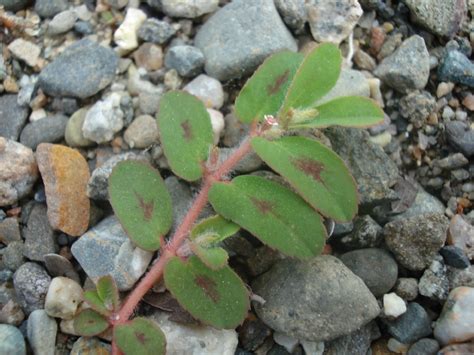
404;0;467;37
0;95;29;142
218;148;263;173
114;8;147;52
0;138;38;207
150;311;238;354
138;92;161;115
158;0;218;18
8;39;41;68
383;303;432;344
324;321;380;355
47;10;77;35
419;258;449;302
74;21;94;35
306;0;362;44
374;35;430;93
43;254;80;284
87;151;151;200
448;214;474;260
36;144;90;236
13;262;51;314
3;241;26;271
399;90;436;128
394;278;419;301
435;153;468;170
389;187;445;221
407;338;440;355
445;121;474;157
339;248;398;297
164;45;205;78
124;115;159;148
208;109;225;145
35;0;68;18
19;114;68;150
252;255;380;342
194;0;297;81
223;112;249;147
22;204;58;262
440;246;470;269
38;39;118;99
45;277;82;320
0;217;22;244
331;215;382;251
0;0;30;11
434;287;474;345
438;50;474;88
71;216;153;291
138;18;176;44
71;337;111;355
133;43;163;71
82;93;124;144
384;213;448;271
387;338;410;353
183;74;224;109
439;342;474;354
65;108;94;148
274;0;306;34
0;324;26;355
27;309;58;355
383;293;407;318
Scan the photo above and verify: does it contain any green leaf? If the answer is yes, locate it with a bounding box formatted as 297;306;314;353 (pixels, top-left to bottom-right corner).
96;275;120;312
251;136;357;222
289;96;385;129
164;256;249;328
83;290;111;317
114;317;166;355
190;243;229;270
235;51;304;123
108;160;172;251
190;215;240;244
74;309;109;336
157;91;214;181
280;44;341;118
208;175;327;259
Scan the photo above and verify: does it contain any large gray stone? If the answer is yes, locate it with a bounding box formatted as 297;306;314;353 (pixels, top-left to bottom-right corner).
384;302;432;343
19;115;69;150
0;95;29;141
252;255;380;342
13;262;51;314
23;204;58;262
194;0;297;81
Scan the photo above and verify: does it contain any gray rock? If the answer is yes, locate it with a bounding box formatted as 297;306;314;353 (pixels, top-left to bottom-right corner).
438;50;474;88
399;90;436;129
384;213;448;271
13;262;51;314
324;321;380;355
331;215;382;251
27;309;57;355
124;115;159;149
0;95;29;141
105;0;129;9
407;338;440;355
183;74;224;109
0;217;22;244
384;303;432;343
390;187;445;221
0;324;26;355
339;248;398;298
3;241;26;271
35;0;69;18
418;257;449;302
71;216;153;291
23;204;58;262
445;121;474;157
44;254;80;284
38;39;118;99
252;255;380;342
164;45;205;78
447;265;474;289
218;148;263;173
159;0;219;18
47;10;77;35
164;176;194;234
19;115;68;150
374;35;430;93
138;18;176;44
394;278;419;301
440;245;470;269
404;0;467;37
0;0;30;11
324;127;399;210
64;108;94;147
274;0;306;34
317;69;370;105
194;0;297;81
74;21;94;35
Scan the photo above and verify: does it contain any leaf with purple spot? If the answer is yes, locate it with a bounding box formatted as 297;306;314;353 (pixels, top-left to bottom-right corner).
74;309;109;336
114;317;166;355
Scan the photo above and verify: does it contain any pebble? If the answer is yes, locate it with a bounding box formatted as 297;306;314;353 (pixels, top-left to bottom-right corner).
0;95;30;141
22;204;58;262
440;245;470;268
114;8;147;53
273;0;306;34
374;35;430;93
38;39;118;99
354;49;377;71
0;217;21;244
138;92;161;115
306;0;363;44
3;241;26;271
27;309;58;355
150;310;238;354
383;302;432;344
194;0;297;81
0;0;29;11
438;50;474;88
399;90;436;128
447;214;474;259
404;0;468;37
383;293;407;318
462;94;474;110
19;114;68;150
7;39;41;68
418;258;449;302
339;248;398;297
159;0;219;18
387;338;410;353
331;215;382;251
239;317;271;351
35;0;69;18
218;148;263;174
384;213;448;271
407;338;440;355
445;121;474;157
435;153;469;170
164;45;205;78
133;43;163;71
0;324;26;355
208;109;225;145
0;298;24;325
223;112;249;147
183;74;224;109
13;262;51;314
70;337;111;355
390;187;445;221
82;93;124;144
45;277;83;320
324;321;380;355
71;216;153;291
439;342;474;354
43;254;81;284
64;108;94;147
0;138;38;207
436;82;455;98
252;255;380;342
87;151;151;200
434;286;474;345
138;18;177;44
124;115;159;148
74;21;94;35
47;10;77;35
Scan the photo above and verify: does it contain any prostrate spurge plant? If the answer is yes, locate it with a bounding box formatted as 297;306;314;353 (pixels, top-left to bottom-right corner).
73;43;384;354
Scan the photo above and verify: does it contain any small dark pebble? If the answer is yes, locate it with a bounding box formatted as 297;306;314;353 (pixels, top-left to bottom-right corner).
438;50;474;88
440;246;470;269
383;302;432;343
407;338;440;355
74;21;95;35
238;317;271;351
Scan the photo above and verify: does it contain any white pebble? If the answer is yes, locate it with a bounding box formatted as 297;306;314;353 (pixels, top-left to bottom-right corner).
184;74;224;109
114;8;147;53
8;39;41;67
45;277;83;320
207;109;225;145
383;292;407;318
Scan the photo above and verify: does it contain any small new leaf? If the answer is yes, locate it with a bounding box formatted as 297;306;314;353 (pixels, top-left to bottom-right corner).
114;317;166;355
96;275;120;312
190;242;229;270
74;309;109;336
190;215;240;244
83;290;111;317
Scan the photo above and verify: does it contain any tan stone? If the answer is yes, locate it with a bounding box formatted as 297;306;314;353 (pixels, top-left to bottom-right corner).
133;43;163;71
36;144;90;236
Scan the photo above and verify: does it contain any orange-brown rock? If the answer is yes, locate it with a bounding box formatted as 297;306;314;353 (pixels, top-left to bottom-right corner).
36;143;90;236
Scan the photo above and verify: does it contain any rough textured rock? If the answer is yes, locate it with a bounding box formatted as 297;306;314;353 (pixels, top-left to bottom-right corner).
0;95;29;141
164;45;205;78
324;321;380;355
194;0;297;81
274;0;306;33
114;8;147;52
36;143;90;236
13;262;51;314
445;121;474;157
124;115;159;148
34;0;68;18
252;255;380;342
331;215;382;251
138;18;176;44
438;50;474;89
158;0;219;18
19;115;69;150
418;258;449;302
383;303;432;343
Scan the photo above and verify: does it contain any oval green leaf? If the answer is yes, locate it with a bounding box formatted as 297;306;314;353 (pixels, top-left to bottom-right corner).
190;243;229;270
191;215;240;244
114;317;166;355
289;96;385;129
157;91;214;181
108;160;172;251
208;175;327;259
164;256;249;328
235;51;304;123
96;275;120;312
251;136;357;222
74;309;109;336
83;290;110;317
